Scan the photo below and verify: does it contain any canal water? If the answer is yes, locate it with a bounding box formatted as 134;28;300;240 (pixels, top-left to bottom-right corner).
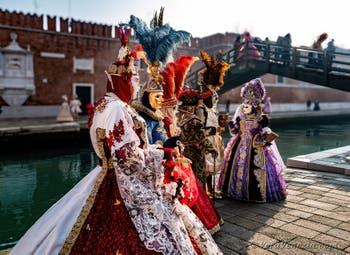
0;115;350;248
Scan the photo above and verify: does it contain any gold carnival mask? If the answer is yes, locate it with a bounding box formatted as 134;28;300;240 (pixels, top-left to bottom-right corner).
149;91;164;110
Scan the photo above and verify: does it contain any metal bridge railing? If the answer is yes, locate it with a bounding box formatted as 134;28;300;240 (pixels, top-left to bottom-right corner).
185;40;350;88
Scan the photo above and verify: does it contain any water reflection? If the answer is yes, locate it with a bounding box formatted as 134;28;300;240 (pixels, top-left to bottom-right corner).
222;116;350;161
269;116;350;161
0;146;97;246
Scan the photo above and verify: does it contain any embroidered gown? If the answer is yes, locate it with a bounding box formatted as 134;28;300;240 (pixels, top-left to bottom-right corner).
10;93;222;255
133;97;223;235
56;99;74;122
218;112;287;202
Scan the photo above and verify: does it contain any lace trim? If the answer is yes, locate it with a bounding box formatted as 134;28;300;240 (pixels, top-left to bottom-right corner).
113;145;202;254
58;167;107;255
131;101;163;121
208;223;221;235
174;201;222;255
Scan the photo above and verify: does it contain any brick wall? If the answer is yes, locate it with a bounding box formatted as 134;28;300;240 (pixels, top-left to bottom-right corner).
0;27;116;105
0;9;122;105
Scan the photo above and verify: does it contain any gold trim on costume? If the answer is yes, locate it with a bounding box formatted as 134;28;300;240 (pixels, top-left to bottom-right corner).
59;167;108;255
252;134;266;201
232;117;259;198
208;223;221;235
59;129;111;255
253;168;267;202
96;128;113;169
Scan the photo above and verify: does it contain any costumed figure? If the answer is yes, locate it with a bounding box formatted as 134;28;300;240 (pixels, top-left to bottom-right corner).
69;94;82;121
129;7;191;145
10;24;222;255
129;9;223;235
233;34;242;61
56;94;74;122
325;39;335;69
198;50;230;198
132;68;168;146
161;54;224;234
160;55;199;135
308;32;328;67
177;90;216;187
237;31;261;61
263;96;272;115
217;78;287;203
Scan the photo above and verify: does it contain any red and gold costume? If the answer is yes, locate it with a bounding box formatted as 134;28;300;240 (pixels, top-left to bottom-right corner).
159;55;224;235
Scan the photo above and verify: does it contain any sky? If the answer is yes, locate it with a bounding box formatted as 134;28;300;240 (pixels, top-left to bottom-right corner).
1;0;349;49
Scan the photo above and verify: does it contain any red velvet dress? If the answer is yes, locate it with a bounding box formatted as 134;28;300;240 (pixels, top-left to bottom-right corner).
191;178;223;234
71;168;160;255
163;156;222;235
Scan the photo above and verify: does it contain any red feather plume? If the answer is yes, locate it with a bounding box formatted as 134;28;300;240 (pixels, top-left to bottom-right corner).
118;27;128;47
160;62;176;101
174;56;198;99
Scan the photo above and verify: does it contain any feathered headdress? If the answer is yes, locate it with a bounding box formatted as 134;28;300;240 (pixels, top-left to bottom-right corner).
174;56;199;99
160;55;198;107
240;78;266;107
116;27;132;61
160;62;176;106
127;8;191;96
141;61;164;94
151;7;164;30
118;27;131;47
317;32;328;44
128;10;191;66
105;26;136;102
200;50;230;89
177;89;212;106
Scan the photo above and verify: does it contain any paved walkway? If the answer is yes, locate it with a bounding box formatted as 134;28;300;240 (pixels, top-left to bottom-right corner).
214;168;350;255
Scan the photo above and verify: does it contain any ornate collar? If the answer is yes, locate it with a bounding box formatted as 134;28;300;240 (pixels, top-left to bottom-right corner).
131;100;164;121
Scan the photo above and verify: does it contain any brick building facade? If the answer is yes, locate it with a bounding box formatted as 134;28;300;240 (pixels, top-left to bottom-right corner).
1;9;349;115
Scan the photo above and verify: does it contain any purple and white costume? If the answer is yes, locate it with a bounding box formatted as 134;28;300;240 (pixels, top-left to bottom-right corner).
217;79;286;202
